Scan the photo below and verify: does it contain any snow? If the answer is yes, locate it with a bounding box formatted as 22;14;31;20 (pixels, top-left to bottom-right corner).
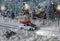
0;16;60;41
0;28;60;41
0;0;60;41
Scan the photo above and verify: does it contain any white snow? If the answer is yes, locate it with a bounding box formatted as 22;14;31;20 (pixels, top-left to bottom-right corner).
0;16;60;41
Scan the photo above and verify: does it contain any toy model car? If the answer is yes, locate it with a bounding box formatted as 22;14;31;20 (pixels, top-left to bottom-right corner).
0;22;37;31
19;24;37;31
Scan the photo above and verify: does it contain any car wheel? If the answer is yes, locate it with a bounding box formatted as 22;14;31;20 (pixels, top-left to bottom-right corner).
29;28;34;31
20;27;24;29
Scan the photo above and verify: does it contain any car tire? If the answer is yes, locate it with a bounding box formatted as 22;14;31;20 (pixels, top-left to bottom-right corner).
29;28;34;31
20;27;24;29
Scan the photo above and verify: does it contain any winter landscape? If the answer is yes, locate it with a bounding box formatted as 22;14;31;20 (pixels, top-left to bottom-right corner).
0;0;60;41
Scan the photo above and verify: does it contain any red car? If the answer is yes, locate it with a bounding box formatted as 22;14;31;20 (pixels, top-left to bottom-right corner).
20;21;31;25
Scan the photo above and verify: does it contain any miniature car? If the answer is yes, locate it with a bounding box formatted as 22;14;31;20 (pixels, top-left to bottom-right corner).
0;22;37;31
19;24;37;31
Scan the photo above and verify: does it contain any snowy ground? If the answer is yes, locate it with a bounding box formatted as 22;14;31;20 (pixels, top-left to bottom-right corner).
0;16;60;41
0;28;60;41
